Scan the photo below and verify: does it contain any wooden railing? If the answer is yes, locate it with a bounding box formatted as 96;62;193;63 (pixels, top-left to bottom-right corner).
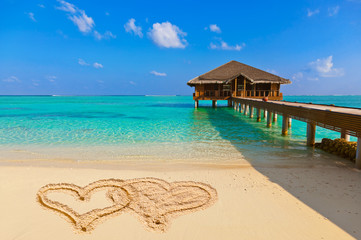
193;91;231;98
236;90;282;98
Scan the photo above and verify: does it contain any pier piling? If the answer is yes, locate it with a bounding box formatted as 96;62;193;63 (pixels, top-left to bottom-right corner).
267;111;272;128
244;105;248;115
341;129;350;141
250;106;254;118
273;113;277;122
212;100;217;108
282;115;289;136
257;108;261;122
307;122;316;146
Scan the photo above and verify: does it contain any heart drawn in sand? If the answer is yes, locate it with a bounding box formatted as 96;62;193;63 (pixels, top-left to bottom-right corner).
37;178;217;233
119;178;217;232
37;179;130;232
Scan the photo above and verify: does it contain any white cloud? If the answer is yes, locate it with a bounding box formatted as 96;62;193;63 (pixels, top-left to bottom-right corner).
46;76;57;82
2;76;21;83
148;22;187;48
129;81;136;85
57;0;101;37
266;69;278;75
210;39;245;51
68;11;94;33
150;71;167;77
57;1;114;40
328;6;340;16
28;12;36;22
38;4;45;8
105;12;110;16
94;30;116;40
78;58;89;66
124;18;143;38
307;8;320;17
93;62;103;69
209;24;221;33
309;56;344;77
56;0;77;13
78;59;103;68
292;56;344;82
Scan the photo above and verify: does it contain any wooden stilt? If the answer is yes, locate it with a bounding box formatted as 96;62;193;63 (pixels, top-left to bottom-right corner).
307;122;316;146
249;106;254;118
195;100;198;108
228;99;232;107
288;118;292;128
356;137;361;169
256;108;261;122
341;129;350;141
244;105;248;115
212;100;217;108
282;115;289;136
264;109;268;118
273;113;277;122
267;111;272;128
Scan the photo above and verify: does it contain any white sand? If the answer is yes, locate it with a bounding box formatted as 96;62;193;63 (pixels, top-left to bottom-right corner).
1;160;360;240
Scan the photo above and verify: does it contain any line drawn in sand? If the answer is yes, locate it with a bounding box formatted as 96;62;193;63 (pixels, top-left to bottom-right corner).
37;178;217;233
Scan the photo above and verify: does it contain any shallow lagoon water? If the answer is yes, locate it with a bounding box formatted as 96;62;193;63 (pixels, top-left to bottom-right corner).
0;95;359;165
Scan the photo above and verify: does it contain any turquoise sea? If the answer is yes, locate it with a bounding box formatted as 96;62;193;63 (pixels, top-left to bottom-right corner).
0;95;360;165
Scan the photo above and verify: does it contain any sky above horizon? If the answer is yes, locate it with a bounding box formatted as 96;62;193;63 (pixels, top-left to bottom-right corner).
1;0;361;95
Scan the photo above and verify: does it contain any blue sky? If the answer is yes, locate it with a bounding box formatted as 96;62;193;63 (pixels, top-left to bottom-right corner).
1;0;361;95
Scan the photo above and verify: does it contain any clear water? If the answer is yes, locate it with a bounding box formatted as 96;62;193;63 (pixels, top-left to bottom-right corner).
0;95;359;164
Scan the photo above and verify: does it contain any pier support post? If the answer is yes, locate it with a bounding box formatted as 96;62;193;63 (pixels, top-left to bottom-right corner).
307;122;316;146
249;106;254;118
195;100;199;108
244;105;248;115
282;115;289;136
256;108;261;122
273;113;277;122
288;118;292;128
233;101;236;110
267;111;272;128
264;109;268;118
356;137;361;169
236;103;239;112
212;100;217;108
341;129;350;141
228;99;232;107
240;104;244;113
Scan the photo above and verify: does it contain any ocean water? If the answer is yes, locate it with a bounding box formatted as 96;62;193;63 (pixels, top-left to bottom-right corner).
0;95;359;165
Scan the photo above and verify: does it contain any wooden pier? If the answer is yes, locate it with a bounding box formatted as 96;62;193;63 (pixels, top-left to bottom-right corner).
232;97;361;169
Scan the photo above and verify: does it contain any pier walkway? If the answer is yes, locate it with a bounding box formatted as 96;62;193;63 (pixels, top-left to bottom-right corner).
232;97;361;168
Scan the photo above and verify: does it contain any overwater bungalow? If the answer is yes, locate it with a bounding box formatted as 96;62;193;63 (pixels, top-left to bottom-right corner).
187;60;291;107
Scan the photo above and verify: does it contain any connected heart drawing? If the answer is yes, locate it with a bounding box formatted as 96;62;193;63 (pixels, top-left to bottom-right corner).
37;178;217;233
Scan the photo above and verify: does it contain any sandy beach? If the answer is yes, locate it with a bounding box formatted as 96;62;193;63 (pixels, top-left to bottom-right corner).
1;156;360;240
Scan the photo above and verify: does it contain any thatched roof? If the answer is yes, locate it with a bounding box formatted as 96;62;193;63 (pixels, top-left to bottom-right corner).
187;60;291;86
